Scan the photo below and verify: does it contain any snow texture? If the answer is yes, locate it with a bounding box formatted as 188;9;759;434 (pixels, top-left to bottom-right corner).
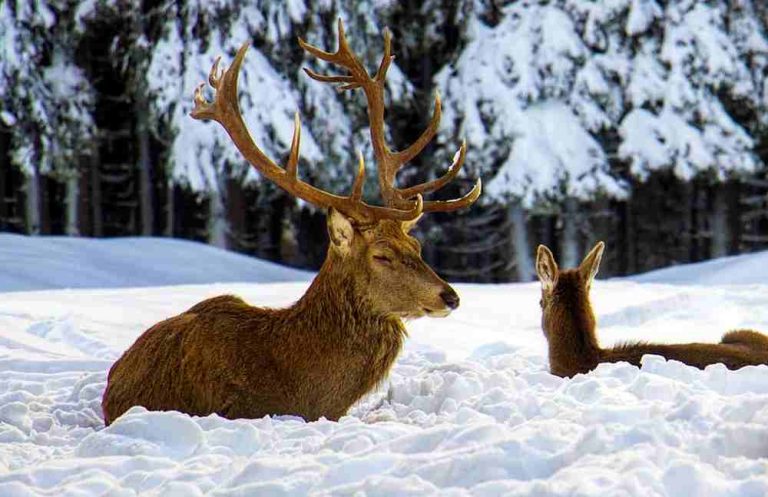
0;237;767;495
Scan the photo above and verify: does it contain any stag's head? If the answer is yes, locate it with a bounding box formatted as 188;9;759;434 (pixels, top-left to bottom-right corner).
535;242;604;338
326;209;458;318
191;20;480;318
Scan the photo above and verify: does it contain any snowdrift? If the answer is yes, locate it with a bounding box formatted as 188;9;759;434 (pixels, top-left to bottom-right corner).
0;234;311;292
631;250;768;285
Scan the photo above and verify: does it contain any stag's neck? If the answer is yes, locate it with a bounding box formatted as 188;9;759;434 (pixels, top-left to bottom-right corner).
292;253;404;342
547;285;601;376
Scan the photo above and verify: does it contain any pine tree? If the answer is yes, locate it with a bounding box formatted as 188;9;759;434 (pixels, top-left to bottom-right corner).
435;0;768;278
1;1;96;235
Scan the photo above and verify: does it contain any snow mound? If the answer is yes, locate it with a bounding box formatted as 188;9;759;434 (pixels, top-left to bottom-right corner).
630;250;768;285
0;234;311;292
0;280;767;495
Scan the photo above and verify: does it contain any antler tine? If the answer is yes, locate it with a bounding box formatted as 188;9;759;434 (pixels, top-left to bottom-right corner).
404;141;482;213
374;28;393;82
351;151;366;202
393;92;441;168
398;140;465;199
191;42;423;223
422;178;482;213
286;113;301;179
302;68;356;85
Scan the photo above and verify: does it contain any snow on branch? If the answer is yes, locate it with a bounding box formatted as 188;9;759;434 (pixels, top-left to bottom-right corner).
436;0;768;205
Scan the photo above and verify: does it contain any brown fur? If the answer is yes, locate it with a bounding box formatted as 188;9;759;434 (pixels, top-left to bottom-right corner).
535;243;768;377
102;211;458;425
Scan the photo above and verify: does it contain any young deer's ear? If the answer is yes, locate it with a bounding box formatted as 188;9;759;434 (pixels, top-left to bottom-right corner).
579;241;605;288
327;208;355;256
401;213;424;233
536;245;559;291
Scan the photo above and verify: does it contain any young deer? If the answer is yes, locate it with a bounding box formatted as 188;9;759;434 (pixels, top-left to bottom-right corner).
536;242;768;377
102;21;481;425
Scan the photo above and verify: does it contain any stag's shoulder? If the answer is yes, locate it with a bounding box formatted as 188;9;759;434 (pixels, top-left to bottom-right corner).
185;295;251;315
181;294;282;339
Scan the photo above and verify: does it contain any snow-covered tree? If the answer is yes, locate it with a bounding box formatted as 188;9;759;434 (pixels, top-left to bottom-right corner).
1;1;96;235
436;0;768;275
143;1;322;247
145;0;421;248
436;2;625;276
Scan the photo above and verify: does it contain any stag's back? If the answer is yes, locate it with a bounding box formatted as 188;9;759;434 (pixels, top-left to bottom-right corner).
102;296;272;423
102;294;406;425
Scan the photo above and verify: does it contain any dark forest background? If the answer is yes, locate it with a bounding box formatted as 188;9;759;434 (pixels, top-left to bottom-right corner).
2;0;768;282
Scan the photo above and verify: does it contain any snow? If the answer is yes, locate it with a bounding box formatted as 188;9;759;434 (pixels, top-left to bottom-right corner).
1;238;768;495
0;234;311;292
485;102;622;203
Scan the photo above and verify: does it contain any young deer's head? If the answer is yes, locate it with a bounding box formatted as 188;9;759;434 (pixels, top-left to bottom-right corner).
535;242;605;340
191;20;479;319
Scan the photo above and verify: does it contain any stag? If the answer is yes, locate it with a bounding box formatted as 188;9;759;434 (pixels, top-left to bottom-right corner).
536;242;768;377
102;21;481;425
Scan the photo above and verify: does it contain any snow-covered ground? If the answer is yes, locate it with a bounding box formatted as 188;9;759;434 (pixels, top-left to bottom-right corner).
1;238;767;496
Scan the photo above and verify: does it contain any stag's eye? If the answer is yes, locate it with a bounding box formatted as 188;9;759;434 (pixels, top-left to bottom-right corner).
373;254;392;265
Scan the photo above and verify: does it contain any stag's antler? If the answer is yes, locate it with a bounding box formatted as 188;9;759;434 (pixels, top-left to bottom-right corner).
191;20;479;223
298;19;481;212
191;43;422;223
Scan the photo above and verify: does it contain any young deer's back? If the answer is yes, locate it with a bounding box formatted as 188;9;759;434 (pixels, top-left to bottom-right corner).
604;333;768;371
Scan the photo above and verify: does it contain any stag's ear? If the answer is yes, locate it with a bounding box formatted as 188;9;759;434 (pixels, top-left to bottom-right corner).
327;208;355;256
401;213;424;233
579;241;605;288
536;245;558;292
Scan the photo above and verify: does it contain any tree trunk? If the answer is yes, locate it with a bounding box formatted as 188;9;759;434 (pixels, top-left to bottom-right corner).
136;96;154;236
90;152;103;237
560;197;579;268
509;202;534;281
65;174;80;236
208;187;228;249
681;180;693;263
623;193;636;275
165;178;175;237
24;169;42;235
710;185;729;258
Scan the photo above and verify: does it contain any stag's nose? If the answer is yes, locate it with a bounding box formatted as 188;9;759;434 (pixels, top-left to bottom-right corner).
440;289;460;310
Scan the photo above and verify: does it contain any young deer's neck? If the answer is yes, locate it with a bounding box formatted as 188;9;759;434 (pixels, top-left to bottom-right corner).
546;275;601;375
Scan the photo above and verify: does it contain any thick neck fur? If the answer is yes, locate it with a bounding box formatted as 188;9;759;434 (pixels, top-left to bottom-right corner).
545;271;600;376
292;250;406;346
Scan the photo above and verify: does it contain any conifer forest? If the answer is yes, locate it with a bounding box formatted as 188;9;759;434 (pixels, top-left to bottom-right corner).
2;0;768;282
